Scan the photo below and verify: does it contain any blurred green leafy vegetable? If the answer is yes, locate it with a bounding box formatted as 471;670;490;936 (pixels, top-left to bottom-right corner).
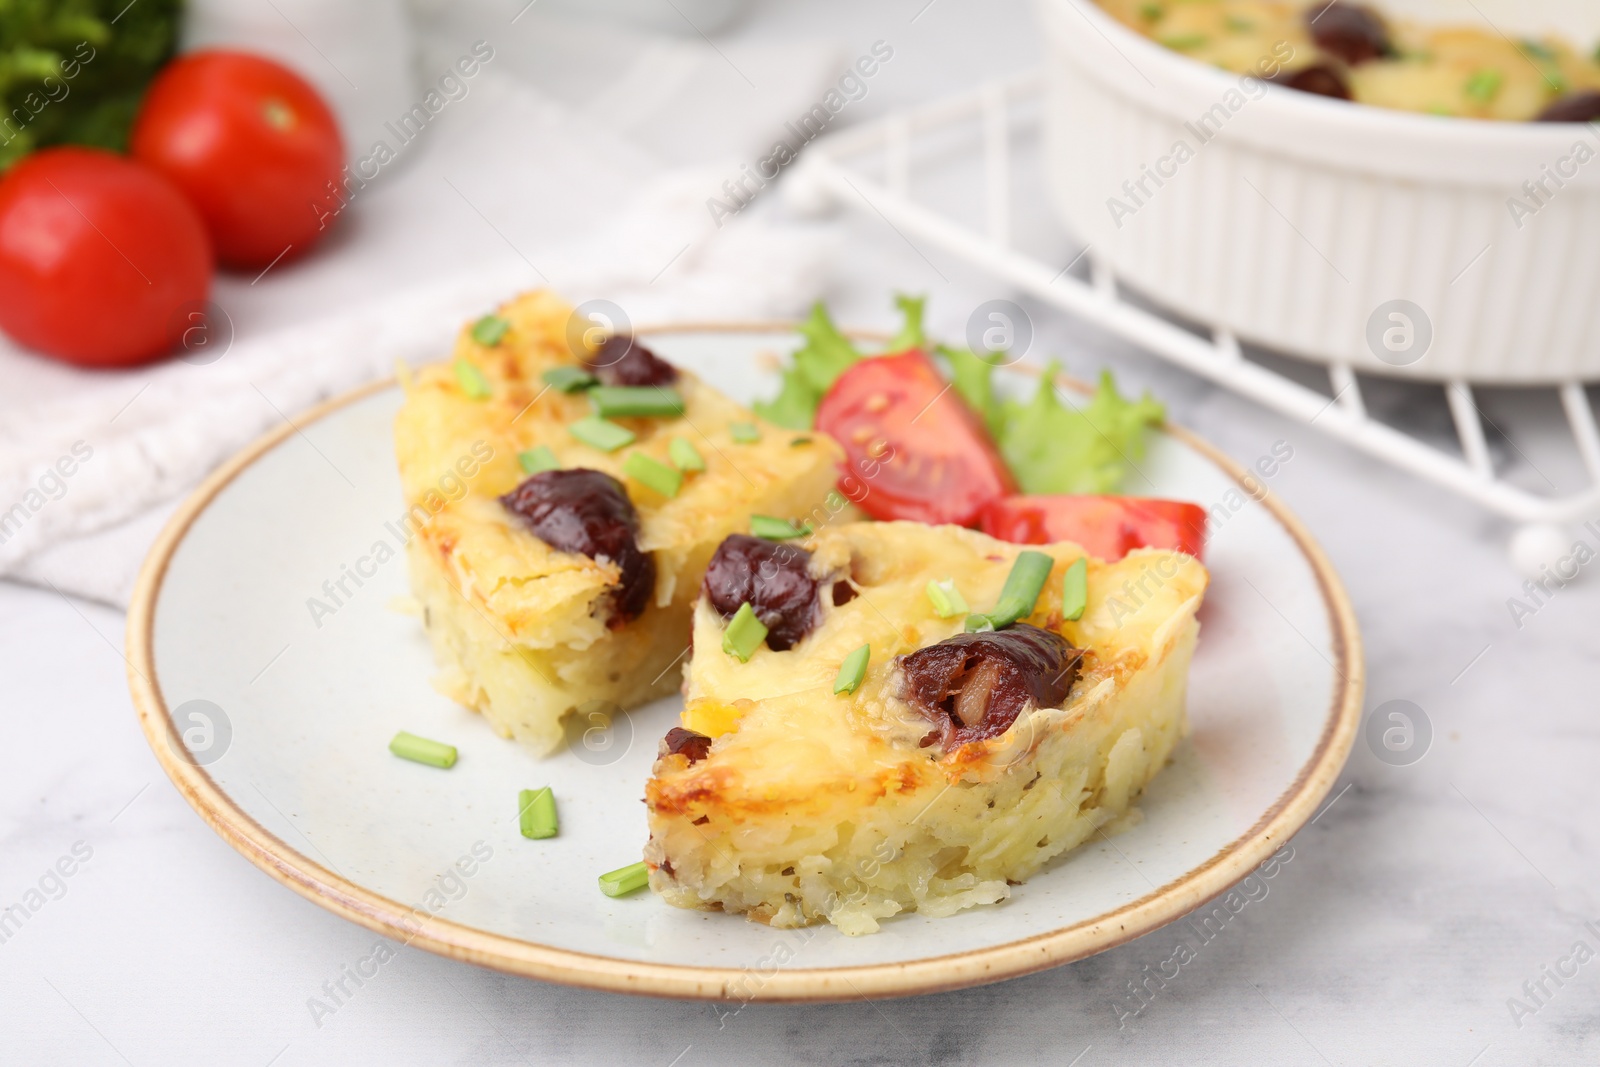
0;0;182;170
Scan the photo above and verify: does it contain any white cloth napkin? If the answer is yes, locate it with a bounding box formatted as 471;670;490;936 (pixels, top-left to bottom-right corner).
0;13;846;607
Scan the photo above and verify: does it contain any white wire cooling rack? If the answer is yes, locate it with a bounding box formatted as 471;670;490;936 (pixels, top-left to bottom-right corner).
788;72;1600;558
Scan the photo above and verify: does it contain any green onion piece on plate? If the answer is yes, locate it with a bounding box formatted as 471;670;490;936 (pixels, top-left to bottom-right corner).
389;731;457;768
454;360;492;400
471;314;510;346
668;436;705;472
623;453;683;498
966;550;1054;633
589;385;685;419
599;861;650;898
568;415;636;452
722;601;768;661
729;422;761;443
750;515;812;540
833;643;870;695
518;787;558;840
1158;33;1208;51
518;445;559;475
542;366;597;393
925;578;969;619
1061;558;1088;621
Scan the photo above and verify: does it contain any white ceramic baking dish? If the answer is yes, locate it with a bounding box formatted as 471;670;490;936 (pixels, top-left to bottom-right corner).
1037;0;1600;383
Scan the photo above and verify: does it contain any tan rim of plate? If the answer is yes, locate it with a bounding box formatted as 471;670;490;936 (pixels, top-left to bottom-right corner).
126;322;1364;1002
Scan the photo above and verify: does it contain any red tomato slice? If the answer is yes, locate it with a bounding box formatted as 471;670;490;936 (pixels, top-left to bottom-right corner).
979;495;1207;561
814;350;1015;526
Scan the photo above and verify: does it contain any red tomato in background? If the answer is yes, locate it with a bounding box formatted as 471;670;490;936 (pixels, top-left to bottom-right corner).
131;50;343;270
0;147;211;368
980;495;1207;561
815;349;1015;526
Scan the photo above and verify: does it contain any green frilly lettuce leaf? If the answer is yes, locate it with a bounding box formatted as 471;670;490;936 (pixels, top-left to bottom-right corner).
758;295;1164;496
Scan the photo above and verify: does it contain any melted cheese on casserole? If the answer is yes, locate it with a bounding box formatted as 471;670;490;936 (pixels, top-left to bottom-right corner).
1099;0;1600;120
648;522;1209;932
393;290;843;753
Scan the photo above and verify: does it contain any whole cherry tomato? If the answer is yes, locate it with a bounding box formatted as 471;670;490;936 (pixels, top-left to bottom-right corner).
814;349;1015;526
0;147;212;368
979;495;1208;561
131;50;343;270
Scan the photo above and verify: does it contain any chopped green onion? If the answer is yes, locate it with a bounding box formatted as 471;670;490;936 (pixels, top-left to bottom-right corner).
598;861;650;897
729;422;761;443
518;445;560;475
722;601;768;661
1061;558;1088;622
1465;69;1503;103
471;314;510;346
966;550;1054;633
1223;15;1253;31
1138;2;1162;18
833;643;870;695
1158;33;1208;51
790;436;813;447
750;515;812;540
568;415;636;452
925;578;969;619
624;453;683;498
389;731;457;768
518;787;558;839
589;385;685;419
669;437;705;472
1520;38;1556;62
454;360;492;400
543;366;597;393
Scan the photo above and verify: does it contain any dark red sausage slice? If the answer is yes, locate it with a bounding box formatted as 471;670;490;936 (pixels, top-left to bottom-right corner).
900;623;1083;750
500;468;655;624
1306;2;1391;65
586;335;679;387
663;727;712;764
1538;91;1600;123
702;534;819;651
1273;63;1353;100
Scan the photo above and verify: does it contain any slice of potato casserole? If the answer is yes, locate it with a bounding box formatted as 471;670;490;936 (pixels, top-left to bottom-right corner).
393;291;842;754
644;521;1208;934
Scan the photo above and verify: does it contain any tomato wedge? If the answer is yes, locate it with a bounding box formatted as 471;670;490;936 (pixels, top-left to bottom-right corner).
814;349;1014;526
979;495;1207;561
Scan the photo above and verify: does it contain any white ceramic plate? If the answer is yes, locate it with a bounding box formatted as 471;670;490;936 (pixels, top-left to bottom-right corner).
128;326;1362;1001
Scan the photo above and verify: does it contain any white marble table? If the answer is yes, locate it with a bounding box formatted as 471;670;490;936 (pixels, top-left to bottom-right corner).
4;1;1598;1064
